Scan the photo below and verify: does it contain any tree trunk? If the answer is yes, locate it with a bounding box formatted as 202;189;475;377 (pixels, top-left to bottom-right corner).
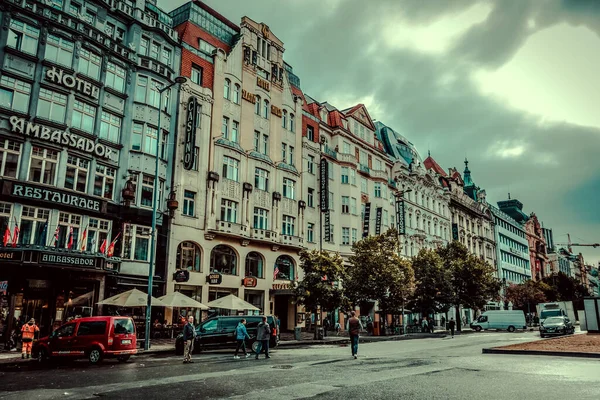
455;306;462;332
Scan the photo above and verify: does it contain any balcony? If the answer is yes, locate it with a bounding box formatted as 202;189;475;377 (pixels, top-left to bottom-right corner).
280;235;304;248
134;8;178;42
323;145;337;159
250;228;278;241
358;164;370;175
115;0;134;17
337;152;356;164
371;169;388;180
214;221;249;237
388;179;397;189
137;56;174;80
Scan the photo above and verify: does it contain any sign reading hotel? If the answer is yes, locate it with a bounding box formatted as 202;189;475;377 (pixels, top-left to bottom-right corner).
183;96;197;170
3;181;106;213
257;76;270;91
45;66;100;99
9;116;116;161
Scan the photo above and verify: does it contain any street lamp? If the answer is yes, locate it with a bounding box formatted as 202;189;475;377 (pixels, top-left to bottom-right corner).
394;187;411;335
145;76;187;351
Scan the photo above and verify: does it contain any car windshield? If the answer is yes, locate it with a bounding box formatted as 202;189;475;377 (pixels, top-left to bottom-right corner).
544;317;564;324
541;310;562;319
114;318;134;334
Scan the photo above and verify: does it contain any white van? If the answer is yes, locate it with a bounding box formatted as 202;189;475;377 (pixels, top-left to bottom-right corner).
470;311;527;332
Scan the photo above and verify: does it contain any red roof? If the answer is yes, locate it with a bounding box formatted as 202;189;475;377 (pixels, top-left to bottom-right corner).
327;110;345;128
291;86;309;112
307;103;320;119
423;156;447;177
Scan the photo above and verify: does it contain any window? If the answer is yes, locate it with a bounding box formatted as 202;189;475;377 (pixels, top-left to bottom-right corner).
222;156;239;181
132;123;143;151
93;164;115;200
45;34;74;67
0;76;31;113
262;134;269;155
64;155;89;193
148;79;161;108
150;42;159;60
351;197;357;214
29;147;58;185
7;20;39;55
191;64;203;85
105;62;126;92
57;212;81;249
282;110;287;129
86;218;109;253
84;10;95;25
104;23;115;37
245;252;263;278
343;142;351;154
255;95;261;115
341;167;349;184
221;116;229;138
307;188;314;207
350;168;356;185
274;255;295;280
37;88;67;123
233;84;240;104
263;99;269;119
375;159;382;171
135;76;148;102
162;47;172;65
199;39;216;54
352;228;358;244
253;131;260;152
77;321;106;336
123;224;151;261
19;206;50;246
99;111;121;143
383;210;389;226
140;175;155;207
328;162;334;180
281;143;287;162
374;182;382;198
289;146;295;165
140;37;149;56
68;3;80;16
183;191;196;217
282;215;295;236
210;245;237;275
78;48;101;80
361;177;368;193
329;191;334;211
71;100;96;133
254;168;269;191
307;155;315;174
220;199;238;223
307;223;315;243
342;196;350;214
0;140;21;179
342;227;350;245
253;208;269;229
290;113;295;132
231;121;239;143
283;178;295;199
224;78;230;99
307;126;315;141
143;126;158;156
177;241;201;272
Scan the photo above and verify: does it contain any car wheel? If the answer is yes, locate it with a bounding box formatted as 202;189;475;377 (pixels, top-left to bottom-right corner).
540;334;545;338
88;348;103;364
507;326;516;333
474;326;482;332
38;348;50;364
251;340;259;354
117;355;131;362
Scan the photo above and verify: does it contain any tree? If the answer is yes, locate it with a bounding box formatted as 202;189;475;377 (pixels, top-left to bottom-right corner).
437;241;502;330
294;249;347;338
409;248;453;316
346;229;414;318
505;280;548;313
540;272;590;310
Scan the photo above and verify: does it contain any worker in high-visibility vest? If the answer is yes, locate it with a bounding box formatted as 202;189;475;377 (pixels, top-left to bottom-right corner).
21;318;39;359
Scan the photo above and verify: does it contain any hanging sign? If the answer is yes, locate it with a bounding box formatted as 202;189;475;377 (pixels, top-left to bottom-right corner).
183;96;197;170
320;158;329;212
375;207;382;235
242;277;257;288
0;281;7;295
174;269;190;283
207;272;223;285
396;200;405;235
452;223;459;241
362;202;371;238
324;210;331;242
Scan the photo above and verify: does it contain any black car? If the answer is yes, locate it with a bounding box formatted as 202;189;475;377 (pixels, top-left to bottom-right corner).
175;315;279;355
540;316;575;338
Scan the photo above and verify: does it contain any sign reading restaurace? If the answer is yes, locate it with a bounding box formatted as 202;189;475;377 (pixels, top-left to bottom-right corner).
9;116;116;161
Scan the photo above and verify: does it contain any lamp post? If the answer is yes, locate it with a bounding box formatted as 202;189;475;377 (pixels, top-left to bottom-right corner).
394;187;411;335
145;76;187;351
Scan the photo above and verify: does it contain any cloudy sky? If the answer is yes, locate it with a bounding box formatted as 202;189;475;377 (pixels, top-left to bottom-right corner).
160;0;600;266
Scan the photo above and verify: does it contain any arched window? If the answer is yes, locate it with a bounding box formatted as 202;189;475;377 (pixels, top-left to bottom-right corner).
282;110;287;129
274;255;295;281
255;95;261;115
290;113;295;132
245;252;264;278
224;78;231;100
176;241;201;272
233;84;240;104
263;99;269;119
210;245;237;275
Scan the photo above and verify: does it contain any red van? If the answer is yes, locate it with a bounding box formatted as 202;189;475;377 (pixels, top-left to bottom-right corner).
32;316;137;364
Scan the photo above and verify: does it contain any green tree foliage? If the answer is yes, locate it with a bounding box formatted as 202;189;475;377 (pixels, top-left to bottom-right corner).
505;280;548;311
346;229;414;314
409;248;453;315
539;272;590;309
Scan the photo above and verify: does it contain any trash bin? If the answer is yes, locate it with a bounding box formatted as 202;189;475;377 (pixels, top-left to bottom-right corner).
316;327;324;340
294;327;302;341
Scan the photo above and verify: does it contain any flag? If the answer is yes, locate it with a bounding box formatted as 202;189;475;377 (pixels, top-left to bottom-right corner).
67;226;73;249
106;232;121;257
273;266;280;281
53;226;60;247
322;275;328;282
99;238;107;254
11;218;19;248
2;219;11;247
36;219;48;246
80;228;88;251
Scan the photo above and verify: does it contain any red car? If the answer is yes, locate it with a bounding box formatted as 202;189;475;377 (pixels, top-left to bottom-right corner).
33;316;137;364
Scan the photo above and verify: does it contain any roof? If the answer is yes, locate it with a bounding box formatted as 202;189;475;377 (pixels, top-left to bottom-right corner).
423;156;447;177
290;86;309;112
327;110;345;128
343;103;376;131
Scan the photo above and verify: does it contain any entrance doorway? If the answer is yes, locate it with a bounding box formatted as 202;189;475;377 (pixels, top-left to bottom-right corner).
274;295;293;332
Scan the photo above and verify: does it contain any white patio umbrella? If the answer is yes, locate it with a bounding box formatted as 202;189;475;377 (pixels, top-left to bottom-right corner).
206;294;260;311
157;291;209;310
96;288;166;307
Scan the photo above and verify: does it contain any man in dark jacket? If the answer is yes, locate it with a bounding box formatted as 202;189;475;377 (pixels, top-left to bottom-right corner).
348;311;363;359
255;316;271;359
448;318;456;338
182;316;196;363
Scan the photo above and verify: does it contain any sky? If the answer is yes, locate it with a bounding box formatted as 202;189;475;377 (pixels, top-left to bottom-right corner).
158;0;600;266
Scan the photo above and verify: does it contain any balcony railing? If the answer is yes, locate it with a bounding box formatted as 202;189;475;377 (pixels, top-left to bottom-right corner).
359;164;370;175
371;169;388;180
138;56;174;80
134;8;178;42
251;228;278;241
280;235;304;248
337;152;356;164
215;221;249;236
323;145;337;159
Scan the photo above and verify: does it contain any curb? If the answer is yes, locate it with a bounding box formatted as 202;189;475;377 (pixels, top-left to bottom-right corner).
482;348;600;359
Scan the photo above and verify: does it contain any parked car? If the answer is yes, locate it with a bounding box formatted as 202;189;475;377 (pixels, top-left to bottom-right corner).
470;310;527;332
32;316;137;364
539;316;575;338
175;315;279;355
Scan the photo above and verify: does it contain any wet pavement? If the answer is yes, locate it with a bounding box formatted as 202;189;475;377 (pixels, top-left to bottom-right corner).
0;330;598;399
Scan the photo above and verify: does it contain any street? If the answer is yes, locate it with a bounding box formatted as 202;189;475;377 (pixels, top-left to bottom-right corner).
1;331;599;399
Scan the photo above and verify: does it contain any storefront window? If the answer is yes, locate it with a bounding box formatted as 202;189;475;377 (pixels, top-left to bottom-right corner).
274;255;295;281
177;241;201;272
245;252;263;278
210;245;237;275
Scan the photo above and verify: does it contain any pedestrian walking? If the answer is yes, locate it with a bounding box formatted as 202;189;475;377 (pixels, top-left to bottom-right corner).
182;316;196;364
441;316;446;329
428;318;435;333
323;318;331;337
348;311;363;359
335;321;341;336
255;316;271;359
421;317;428;333
21;318;39;359
234;319;251;359
449;318;456;338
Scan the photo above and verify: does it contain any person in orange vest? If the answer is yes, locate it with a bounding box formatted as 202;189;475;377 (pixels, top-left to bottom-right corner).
21;318;39;359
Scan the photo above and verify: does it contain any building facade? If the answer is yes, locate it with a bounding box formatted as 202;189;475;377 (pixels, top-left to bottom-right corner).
0;0;181;335
524;213;549;281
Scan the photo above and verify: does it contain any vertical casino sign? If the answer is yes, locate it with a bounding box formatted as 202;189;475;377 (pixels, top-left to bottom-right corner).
183;97;198;170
